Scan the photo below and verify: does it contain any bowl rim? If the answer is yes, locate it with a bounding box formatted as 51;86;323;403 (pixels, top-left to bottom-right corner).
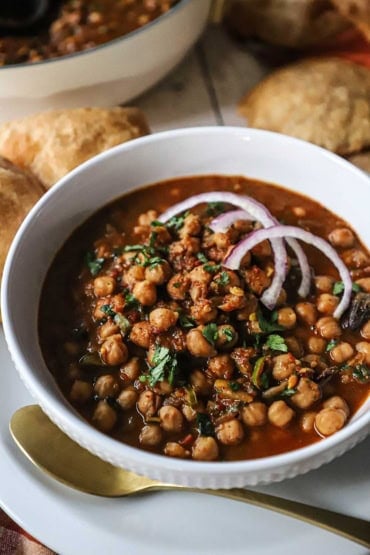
0;0;193;72
2;126;370;477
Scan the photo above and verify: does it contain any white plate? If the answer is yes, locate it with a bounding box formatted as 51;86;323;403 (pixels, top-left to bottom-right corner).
0;329;369;554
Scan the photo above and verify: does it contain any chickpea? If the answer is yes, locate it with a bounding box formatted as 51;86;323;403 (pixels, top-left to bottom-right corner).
356;341;370;364
329;342;354;364
182;404;197;422
216;325;238;349
190;369;211;396
207;354;234;379
138;209;158;226
149;307;178;332
92;401;117;432
355;278;370;293
189;265;213;285
268;401;295;427
129;321;152;349
94;298;110;320
190;299;217;325
316;317;341;339
145;261;172;285
272;353;296;381
139;424;163;446
315;408;347;436
153;380;173;395
361;320;370;340
291;378;321;409
315;275;335;293
277;307;296;329
70;380;93;404
300;411;317;433
164;442;190;458
120;357;141;382
192;436;219;461
328;228;355;248
323;396;350;418
93;275;115;297
242;402;267;427
159;405;184;433
307;336;325;354
123;265;145;287
100;335;128;366
295;302;317;326
133;280;157;306
216;419;244;446
98;320;119;341
137;390;161;418
342;249;369;269
179;213;201;237
116;387;137;410
94;374;120;398
167;273;190;300
186;328;216;358
316;294;339;315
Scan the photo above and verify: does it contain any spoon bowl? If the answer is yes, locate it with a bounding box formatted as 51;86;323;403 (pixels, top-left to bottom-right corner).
9;405;370;548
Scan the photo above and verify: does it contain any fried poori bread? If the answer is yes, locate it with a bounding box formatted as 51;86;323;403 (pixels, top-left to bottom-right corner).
331;0;370;42
0;107;150;189
347;150;370;172
239;58;370;155
0;157;44;303
225;0;350;48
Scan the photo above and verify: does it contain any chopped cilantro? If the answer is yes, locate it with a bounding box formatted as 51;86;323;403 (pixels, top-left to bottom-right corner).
123;244;144;253
166;212;189;231
196;412;215;436
280;388;297;398
148;256;165;268
260;373;270;390
197;252;208;264
257;308;284;333
215;271;230;286
333;281;361;296
148;346;178;386
202;323;219;346
264;334;288;352
149;232;157;249
229;381;241;391
172;282;181;289
178;313;196;329
85;252;104;276
326;339;338;352
150;220;164;227
206;202;225;216
100;304;116;318
352;364;370;383
222;327;235;342
204;262;221;274
114;313;131;336
124;292;139;308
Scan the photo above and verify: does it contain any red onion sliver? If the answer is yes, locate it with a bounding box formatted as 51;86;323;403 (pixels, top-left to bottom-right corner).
224;225;352;319
158;192;288;310
210;209;311;298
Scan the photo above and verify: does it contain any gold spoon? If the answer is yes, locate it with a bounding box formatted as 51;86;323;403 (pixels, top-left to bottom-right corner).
10;405;370;548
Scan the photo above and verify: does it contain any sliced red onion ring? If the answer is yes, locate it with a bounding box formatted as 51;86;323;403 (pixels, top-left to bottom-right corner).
210;210;311;298
158;192;288;310
224;225;352;319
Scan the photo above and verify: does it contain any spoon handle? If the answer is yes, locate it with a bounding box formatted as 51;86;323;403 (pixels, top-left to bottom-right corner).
196;487;369;547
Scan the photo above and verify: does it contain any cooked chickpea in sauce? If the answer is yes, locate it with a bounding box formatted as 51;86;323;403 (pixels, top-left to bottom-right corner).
39;176;370;462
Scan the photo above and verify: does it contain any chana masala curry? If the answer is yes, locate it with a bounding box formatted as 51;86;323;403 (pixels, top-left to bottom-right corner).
39;176;370;462
0;0;178;66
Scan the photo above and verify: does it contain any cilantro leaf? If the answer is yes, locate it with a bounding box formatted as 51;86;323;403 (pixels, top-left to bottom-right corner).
222;327;235;343
202;323;218;346
114;313;131;336
204;262;221;274
264;334;288;352
206;202;225;216
326;339;338;352
257;308;284;333
333;281;361;296
166;212;189;231
280;387;297;398
100;304;116;318
197;252;208;264
85;252;104;276
178;313;196;329
215;271;230;286
229;381;241;391
148;346;178;386
352;364;370;383
196;412;215;436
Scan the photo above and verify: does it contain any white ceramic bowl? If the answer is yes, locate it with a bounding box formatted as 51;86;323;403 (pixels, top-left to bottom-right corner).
2;127;370;488
0;0;211;122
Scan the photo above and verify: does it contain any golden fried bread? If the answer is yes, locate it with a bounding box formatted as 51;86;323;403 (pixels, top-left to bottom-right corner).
0;157;44;307
0;107;150;188
347;150;370;172
225;0;349;48
239;58;370;155
331;0;370;42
